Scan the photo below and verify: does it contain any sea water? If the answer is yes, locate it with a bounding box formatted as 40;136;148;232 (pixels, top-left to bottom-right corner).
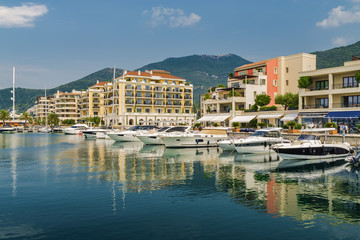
1;133;360;240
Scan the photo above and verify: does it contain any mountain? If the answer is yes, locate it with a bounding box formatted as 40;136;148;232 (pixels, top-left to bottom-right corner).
137;54;252;105
312;41;360;69
0;68;123;113
0;54;250;113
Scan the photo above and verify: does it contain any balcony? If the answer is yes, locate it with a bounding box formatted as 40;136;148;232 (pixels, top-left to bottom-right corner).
333;83;359;89
332;103;360;108
302;104;329;109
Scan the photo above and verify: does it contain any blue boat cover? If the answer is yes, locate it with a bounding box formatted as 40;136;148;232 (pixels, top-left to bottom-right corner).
324;111;360;119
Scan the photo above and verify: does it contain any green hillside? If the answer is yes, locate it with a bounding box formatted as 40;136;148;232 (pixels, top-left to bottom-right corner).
137;54;251;104
0;68;123;113
312;41;360;69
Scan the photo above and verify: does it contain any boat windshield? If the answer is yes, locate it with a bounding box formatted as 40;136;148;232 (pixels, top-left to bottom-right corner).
128;125;158;131
297;135;320;141
250;131;267;137
166;126;189;133
158;127;170;132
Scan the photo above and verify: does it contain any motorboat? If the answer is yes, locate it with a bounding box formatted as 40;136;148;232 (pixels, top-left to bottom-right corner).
0;125;16;134
107;125;159;142
273;128;352;169
229;128;291;154
82;128;110;139
161;127;229;148
137;126;191;145
52;127;63;133
39;126;52;133
63;124;90;135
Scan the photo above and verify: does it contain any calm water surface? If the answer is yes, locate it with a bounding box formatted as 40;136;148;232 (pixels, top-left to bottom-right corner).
1;133;360;239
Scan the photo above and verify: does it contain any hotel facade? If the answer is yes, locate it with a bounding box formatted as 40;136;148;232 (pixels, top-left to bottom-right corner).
298;57;360;132
103;70;195;126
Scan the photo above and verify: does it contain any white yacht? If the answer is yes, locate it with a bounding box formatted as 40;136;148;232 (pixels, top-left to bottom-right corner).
39;126;51;133
0;125;16;134
107;125;158;142
232;128;291;154
137;126;191;145
63;124;90;135
82;128;110;139
161;127;229;148
273;128;352;168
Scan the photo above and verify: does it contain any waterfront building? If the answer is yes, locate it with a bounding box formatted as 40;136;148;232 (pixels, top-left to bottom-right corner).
35;96;54;120
103;69;195;126
79;81;106;119
298;56;360;132
52;90;81;123
199;53;316;126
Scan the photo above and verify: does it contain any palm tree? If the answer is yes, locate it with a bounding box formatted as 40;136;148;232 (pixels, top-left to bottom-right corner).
48;112;59;127
19;112;33;128
0;110;11;126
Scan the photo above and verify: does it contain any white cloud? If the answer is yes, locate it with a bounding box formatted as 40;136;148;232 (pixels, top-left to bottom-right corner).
0;3;48;28
316;5;360;28
332;37;349;46
144;6;201;28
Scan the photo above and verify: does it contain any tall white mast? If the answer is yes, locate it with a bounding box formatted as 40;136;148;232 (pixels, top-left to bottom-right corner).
12;66;15;120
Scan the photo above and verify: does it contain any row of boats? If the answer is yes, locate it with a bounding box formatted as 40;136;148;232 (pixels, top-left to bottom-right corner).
65;124;354;164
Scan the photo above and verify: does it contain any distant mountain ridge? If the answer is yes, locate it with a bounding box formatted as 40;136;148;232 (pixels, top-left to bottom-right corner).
312;40;360;69
1;41;360;113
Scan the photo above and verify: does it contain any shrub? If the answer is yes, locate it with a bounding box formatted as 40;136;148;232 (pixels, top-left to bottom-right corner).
257;122;267;128
260;105;277;111
294;123;302;129
324;122;338;129
298;76;312;88
213;122;219;127
287;121;296;129
232;122;240;128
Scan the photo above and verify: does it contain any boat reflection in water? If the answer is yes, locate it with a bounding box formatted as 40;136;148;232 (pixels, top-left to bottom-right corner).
3;133;360;239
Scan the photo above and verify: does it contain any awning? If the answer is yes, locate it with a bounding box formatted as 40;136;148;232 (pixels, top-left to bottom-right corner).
211;115;231;122
230;115;257;123
281;113;298;121
257;114;283;119
197;115;215;122
324;111;360;119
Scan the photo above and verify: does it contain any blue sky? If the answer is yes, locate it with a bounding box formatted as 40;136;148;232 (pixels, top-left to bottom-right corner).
1;0;360;89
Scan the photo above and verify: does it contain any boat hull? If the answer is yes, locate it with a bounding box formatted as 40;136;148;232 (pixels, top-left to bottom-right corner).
107;133;141;142
137;135;163;145
162;135;227;148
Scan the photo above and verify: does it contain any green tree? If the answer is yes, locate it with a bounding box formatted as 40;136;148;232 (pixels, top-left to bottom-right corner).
356;71;360;83
298;76;312;88
0;110;10;126
48;112;60;127
204;93;211;100
255;94;271;107
275;93;299;110
228;73;234;78
228;89;239;97
19;112;33;127
217;84;225;88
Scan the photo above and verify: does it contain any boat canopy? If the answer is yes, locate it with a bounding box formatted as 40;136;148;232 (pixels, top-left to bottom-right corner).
281;113;298;121
197;115;230;122
324;111;360;119
230;115;257;123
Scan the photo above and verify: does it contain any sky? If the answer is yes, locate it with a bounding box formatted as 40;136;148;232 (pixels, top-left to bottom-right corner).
1;0;360;89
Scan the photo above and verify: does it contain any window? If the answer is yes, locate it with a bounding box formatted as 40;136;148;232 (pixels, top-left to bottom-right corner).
315;80;329;90
156;108;163;113
343;95;360;107
315;98;328;108
136;108;142;113
232;82;239;88
175;109;180;113
286;80;289;86
343;76;358;88
286;67;289;73
145;108;151;113
185;109;190;113
126;108;132;113
273;80;277;87
167;109;172;113
274;67;277;74
261;79;266;85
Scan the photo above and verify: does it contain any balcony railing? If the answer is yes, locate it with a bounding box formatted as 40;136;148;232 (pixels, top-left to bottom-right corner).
333;83;359;89
302;104;329;109
332;103;360;108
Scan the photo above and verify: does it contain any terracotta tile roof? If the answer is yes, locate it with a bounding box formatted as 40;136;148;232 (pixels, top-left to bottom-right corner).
91;81;106;87
118;70;185;80
235;60;268;71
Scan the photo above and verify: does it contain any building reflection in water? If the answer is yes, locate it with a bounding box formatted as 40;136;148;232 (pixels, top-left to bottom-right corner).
51;138;360;226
